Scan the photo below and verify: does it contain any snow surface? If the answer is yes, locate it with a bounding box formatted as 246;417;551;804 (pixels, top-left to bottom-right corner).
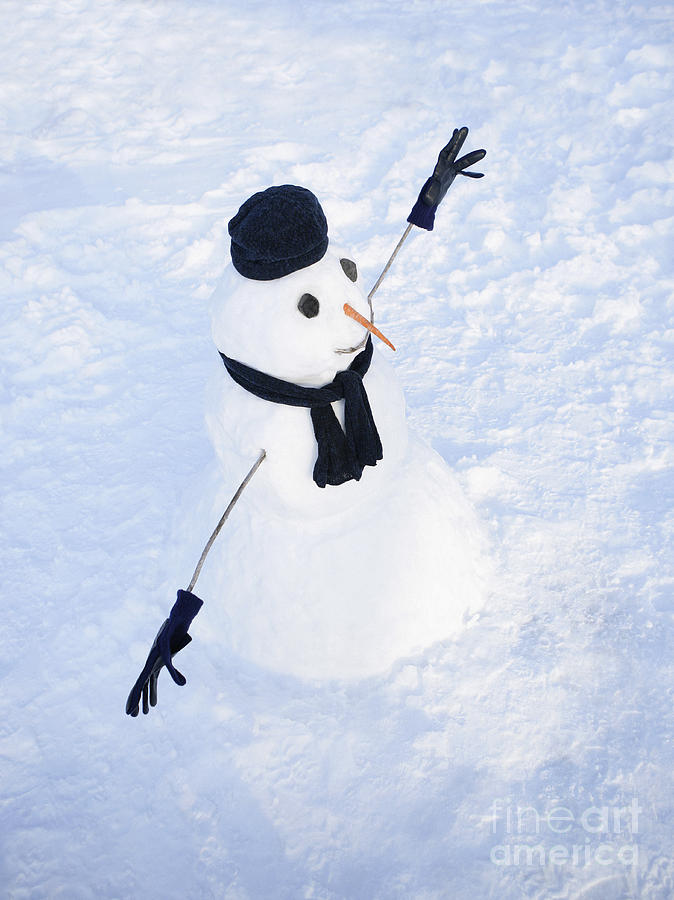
1;0;673;897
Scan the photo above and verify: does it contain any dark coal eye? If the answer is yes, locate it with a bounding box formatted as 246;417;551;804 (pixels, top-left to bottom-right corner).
298;293;320;318
340;258;357;283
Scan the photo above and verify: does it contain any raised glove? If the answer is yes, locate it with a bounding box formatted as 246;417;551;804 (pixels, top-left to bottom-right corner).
408;127;486;231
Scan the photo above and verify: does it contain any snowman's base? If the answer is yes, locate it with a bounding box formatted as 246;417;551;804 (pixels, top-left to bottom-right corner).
189;438;489;681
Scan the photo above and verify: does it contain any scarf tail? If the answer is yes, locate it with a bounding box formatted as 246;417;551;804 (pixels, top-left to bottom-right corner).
221;337;382;488
311;406;363;488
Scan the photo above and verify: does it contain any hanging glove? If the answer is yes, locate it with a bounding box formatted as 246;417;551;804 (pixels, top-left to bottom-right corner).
408;126;486;231
125;589;203;717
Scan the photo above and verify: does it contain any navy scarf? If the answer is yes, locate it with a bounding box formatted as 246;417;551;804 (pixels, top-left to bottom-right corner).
219;336;382;488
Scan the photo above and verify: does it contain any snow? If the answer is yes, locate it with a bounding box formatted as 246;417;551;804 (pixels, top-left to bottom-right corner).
1;0;673;897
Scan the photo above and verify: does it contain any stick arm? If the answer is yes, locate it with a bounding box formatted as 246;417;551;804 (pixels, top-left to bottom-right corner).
187;448;267;592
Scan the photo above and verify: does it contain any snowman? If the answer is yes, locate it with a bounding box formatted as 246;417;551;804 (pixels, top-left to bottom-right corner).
127;129;488;715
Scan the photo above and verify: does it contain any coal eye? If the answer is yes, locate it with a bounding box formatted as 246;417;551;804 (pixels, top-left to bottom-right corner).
340;258;357;282
298;293;320;318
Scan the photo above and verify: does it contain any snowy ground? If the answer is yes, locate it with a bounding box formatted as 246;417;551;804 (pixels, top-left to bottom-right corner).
2;1;673;897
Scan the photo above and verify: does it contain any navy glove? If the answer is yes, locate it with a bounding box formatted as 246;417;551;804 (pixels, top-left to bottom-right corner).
408;127;486;230
125;589;203;717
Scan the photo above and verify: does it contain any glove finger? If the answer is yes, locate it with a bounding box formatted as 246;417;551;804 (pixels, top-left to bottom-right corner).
150;672;158;707
169;663;187;687
142;680;149;715
438;127;468;164
126;687;140;717
126;633;163;715
126;670;149;716
159;625;188;686
437;131;458;164
459;171;485;178
455;149;486;171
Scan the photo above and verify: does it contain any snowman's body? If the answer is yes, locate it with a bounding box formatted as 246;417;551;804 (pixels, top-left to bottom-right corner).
199;222;487;680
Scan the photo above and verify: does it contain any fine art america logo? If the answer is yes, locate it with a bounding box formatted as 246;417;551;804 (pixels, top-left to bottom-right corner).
489;799;640;867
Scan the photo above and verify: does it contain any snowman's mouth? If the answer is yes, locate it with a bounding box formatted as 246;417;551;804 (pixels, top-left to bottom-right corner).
335;334;369;355
338;303;396;353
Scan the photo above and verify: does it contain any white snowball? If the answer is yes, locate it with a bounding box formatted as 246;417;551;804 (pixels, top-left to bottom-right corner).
200;246;488;678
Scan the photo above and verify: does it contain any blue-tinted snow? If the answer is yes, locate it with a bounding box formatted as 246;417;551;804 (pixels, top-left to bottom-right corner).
1;1;672;897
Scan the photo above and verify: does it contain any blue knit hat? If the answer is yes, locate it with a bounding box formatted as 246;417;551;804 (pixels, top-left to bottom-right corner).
228;184;329;281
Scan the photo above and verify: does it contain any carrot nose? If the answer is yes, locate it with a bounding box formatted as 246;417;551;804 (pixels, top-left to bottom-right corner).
343;303;396;351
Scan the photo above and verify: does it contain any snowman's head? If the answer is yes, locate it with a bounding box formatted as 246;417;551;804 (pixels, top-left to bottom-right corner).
210;185;394;385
